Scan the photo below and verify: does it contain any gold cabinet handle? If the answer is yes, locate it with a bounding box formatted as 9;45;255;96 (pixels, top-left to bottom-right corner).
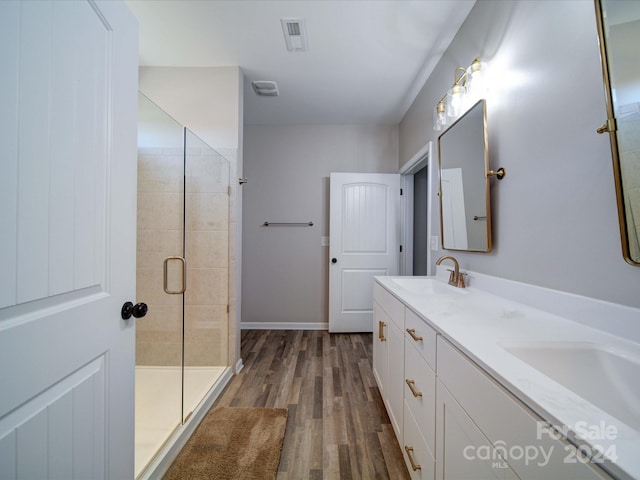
404;446;421;471
405;379;422;398
163;256;186;294
406;328;423;342
378;321;386;341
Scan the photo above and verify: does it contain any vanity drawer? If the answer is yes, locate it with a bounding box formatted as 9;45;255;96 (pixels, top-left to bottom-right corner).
403;405;435;480
405;308;437;371
374;282;404;329
404;339;436;456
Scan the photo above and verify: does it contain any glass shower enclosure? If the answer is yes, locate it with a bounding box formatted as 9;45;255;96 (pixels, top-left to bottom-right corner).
135;93;230;477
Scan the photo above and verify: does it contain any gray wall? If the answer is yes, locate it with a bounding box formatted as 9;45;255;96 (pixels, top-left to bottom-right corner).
242;124;398;326
400;0;640;308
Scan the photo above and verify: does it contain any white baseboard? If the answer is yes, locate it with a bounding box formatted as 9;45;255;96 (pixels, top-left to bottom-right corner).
240;322;329;331
234;358;244;374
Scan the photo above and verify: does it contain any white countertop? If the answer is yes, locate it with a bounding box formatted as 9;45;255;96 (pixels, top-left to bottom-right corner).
375;272;640;480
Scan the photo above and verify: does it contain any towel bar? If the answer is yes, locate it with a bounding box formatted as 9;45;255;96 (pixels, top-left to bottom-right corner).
263;221;313;227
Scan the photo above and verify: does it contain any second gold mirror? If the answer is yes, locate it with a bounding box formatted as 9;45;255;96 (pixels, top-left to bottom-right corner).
595;0;640;266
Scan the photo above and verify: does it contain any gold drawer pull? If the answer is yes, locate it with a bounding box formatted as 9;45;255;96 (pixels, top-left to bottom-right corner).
405;379;422;397
378;321;386;341
406;328;423;342
404;446;421;471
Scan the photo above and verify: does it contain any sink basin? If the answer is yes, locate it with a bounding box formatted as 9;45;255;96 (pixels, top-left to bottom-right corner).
388;277;467;295
500;341;640;431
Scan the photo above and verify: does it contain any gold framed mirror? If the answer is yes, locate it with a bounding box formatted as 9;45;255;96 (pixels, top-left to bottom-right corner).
594;0;640;266
438;99;492;252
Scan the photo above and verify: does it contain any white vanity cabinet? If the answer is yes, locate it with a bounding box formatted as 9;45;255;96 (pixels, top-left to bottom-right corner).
436;337;612;480
373;278;615;480
373;283;405;440
374;284;437;478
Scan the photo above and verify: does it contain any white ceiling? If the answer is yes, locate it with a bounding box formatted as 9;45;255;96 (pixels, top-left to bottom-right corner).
126;0;476;125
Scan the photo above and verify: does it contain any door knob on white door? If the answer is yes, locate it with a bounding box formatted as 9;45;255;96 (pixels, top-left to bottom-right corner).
121;302;148;320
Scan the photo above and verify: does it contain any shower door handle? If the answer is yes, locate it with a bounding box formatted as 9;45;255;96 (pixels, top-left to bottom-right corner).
163;256;186;294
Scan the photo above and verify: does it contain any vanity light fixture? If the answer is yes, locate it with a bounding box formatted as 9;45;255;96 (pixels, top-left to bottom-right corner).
434;57;489;131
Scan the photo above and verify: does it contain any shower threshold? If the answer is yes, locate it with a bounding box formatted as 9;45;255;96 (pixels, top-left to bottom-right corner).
134;365;227;478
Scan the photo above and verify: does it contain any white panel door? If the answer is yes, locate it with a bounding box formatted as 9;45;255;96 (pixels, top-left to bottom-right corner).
329;173;400;332
0;1;138;479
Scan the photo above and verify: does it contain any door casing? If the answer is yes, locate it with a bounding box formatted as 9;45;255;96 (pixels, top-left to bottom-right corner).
399;141;436;276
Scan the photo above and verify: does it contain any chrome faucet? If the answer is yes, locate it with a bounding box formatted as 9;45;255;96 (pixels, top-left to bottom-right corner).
435;255;466;288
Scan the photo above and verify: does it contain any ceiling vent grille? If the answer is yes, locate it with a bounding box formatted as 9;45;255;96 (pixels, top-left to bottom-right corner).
281;18;308;52
252;80;279;97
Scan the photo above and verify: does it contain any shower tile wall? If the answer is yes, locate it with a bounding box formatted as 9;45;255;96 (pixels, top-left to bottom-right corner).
137;147;183;366
185;146;229;366
136;147;229;366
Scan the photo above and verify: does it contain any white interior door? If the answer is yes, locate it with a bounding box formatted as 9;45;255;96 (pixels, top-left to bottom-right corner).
0;1;138;478
329;173;400;332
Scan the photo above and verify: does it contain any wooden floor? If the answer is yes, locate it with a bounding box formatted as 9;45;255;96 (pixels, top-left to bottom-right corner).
214;330;410;479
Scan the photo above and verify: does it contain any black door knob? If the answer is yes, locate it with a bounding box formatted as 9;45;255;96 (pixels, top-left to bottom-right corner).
121;301;148;320
331;258;337;264
132;302;148;318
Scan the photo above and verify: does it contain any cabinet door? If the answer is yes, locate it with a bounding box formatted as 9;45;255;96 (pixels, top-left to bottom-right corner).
373;302;389;396
386;319;404;441
436;380;519;480
373;300;404;442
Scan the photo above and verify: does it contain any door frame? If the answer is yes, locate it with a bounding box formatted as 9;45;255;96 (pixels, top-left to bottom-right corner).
399;141;437;276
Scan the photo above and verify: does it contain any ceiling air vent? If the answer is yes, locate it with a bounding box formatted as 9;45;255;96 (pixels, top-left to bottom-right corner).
281;18;308;52
252;80;280;97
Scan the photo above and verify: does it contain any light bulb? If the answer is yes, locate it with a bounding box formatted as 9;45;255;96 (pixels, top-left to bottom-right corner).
433;101;447;131
446;84;466;119
466;58;489;101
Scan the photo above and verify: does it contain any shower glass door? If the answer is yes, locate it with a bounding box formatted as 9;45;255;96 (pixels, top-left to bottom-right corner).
135;94;231;478
183;129;230;420
135;93;185;476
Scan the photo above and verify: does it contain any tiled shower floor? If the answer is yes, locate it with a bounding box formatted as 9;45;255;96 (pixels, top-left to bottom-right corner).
134;366;225;477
